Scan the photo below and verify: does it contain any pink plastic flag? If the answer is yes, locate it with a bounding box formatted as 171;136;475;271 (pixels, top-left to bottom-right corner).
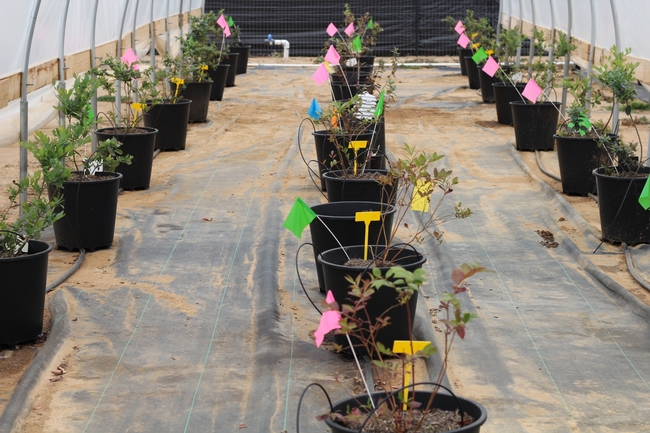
344;22;355;36
482;56;499;77
224;25;231;37
315;291;341;347
326;22;337;37
217;14;228;29
121;48;139;71
311;63;329;86
454;20;465;34
324;45;341;65
457;33;470;49
522;78;543;103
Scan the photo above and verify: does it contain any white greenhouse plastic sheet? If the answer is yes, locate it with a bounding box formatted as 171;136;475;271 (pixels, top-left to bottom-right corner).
502;0;650;65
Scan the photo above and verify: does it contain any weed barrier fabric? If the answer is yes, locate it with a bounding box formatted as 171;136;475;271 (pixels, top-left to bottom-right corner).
9;65;650;433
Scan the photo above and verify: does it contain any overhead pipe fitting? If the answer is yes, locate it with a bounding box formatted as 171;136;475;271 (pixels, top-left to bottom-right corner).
265;34;289;60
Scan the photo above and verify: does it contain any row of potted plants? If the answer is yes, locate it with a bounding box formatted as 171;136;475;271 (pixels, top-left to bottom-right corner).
448;11;650;245
289;6;489;433
0;10;253;345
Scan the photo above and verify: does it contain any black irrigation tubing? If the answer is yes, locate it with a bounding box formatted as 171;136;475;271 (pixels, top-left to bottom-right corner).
295;242;323;315
297;118;328;198
46;248;86;293
296;382;334;433
534;150;562;182
623;243;650;294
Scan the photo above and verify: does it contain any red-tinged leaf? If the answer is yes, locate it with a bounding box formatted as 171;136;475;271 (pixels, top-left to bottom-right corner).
350;407;362;415
409;400;422;409
202;217;213;221
456;325;466;339
451;267;465;285
315;414;330;421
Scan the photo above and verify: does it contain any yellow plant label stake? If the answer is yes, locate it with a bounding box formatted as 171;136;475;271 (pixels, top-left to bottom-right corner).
392;340;431;410
131;102;145;128
349;140;368;175
411;179;432;212
355;211;380;260
171;77;184;98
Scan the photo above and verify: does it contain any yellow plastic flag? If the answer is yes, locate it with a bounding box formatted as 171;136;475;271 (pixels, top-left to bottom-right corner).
411;179;432;212
131;102;145;127
355;211;381;260
324;61;335;74
393;341;431;410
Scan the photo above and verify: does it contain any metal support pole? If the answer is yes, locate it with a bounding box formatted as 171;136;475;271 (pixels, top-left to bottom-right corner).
58;0;71;127
132;0;140;102
116;0;132;124
414;0;420;57
585;0;596;113
179;0;184;41
166;0;171;56
527;0;536;79
496;0;503;47
90;0;100;151
609;0;621;133
515;0;522;66
561;0;572;116
150;0;155;80
546;0;555;91
19;0;43;210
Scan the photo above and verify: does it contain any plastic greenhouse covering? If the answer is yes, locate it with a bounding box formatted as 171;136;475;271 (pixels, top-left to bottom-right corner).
1;0;650;149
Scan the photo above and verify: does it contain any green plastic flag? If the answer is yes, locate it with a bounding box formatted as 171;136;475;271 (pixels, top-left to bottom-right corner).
228;16;235;27
374;90;385;118
367;19;374;29
86;104;94;125
283;197;317;238
639;176;650;210
351;35;362;53
472;47;488;64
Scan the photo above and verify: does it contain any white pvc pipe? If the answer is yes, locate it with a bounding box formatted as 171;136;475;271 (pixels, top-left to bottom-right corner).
58;0;71;127
19;0;42;209
269;39;290;60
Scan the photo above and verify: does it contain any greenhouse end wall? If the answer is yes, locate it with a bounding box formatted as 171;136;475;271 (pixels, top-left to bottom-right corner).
205;0;499;57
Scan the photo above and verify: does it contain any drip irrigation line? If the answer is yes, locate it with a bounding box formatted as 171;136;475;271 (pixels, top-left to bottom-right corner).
623;243;650;294
46;248;86;293
295;242;322;315
534;150;561;182
297;118;328;199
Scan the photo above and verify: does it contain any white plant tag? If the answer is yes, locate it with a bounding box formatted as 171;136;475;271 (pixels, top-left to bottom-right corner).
345;58;357;67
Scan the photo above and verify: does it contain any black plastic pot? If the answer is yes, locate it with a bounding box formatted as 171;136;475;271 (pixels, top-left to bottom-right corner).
459;48;473;75
94;127;157;190
312;129;382;191
317;245;426;354
325;390;487;433
510;101;561;151
594;167;650;244
171;81;212;123
51;172;122;251
493;82;526;125
555;135;607;196
339;55;375;75
478;64;508;103
222;52;239;87
144;99;191;151
0;240;52;345
207;64;230;101
464;56;480;90
323;169;397;204
229;45;250;74
309;202;396;294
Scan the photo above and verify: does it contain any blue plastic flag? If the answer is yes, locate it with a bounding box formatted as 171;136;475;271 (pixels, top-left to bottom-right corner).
307;98;323;120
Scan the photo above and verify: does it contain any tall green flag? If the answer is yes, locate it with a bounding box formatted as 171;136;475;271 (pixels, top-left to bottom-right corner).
639;177;650;210
472;47;488;64
283;197;317;238
367;18;374;29
374;90;385;118
351;35;362;53
228;16;235;27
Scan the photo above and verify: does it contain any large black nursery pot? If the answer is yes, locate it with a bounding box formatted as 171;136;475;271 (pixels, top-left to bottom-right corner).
459;48;473;75
493;82;526;125
0;240;52;345
510;101;561;151
329;70;371;101
312;129;382;191
309;202;396;294
207;64;230;101
323;169;397;204
325;390;487;433
172;81;212;123
144;99;191;151
555;135;606;196
317;245;427;355
51;172;122;251
478;64;509;103
594;167;650;244
464;56;480;90
94;127;157;190
222;52;240;87
228;45;250;74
